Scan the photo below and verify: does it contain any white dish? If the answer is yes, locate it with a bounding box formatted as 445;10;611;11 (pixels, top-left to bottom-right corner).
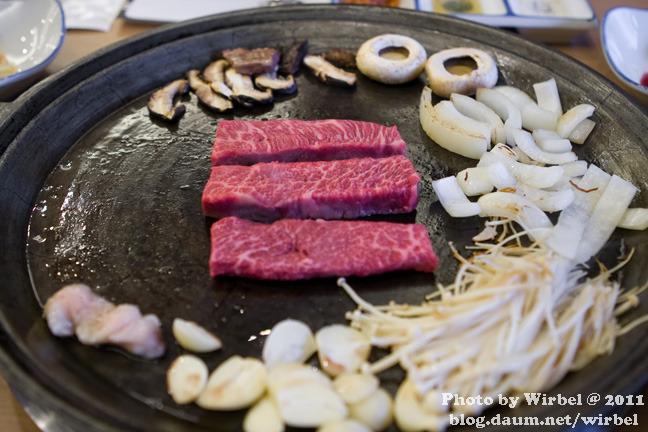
601;6;648;96
0;0;65;101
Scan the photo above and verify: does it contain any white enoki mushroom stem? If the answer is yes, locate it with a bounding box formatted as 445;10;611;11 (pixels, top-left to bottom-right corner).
338;224;644;428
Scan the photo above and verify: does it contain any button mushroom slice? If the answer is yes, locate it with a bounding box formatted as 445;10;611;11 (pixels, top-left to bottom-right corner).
147;79;189;121
303;55;357;87
186;69;233;113
203;59;234;100
224;67;274;107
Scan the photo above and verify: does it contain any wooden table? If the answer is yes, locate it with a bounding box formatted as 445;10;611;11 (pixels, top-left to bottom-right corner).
1;0;647;431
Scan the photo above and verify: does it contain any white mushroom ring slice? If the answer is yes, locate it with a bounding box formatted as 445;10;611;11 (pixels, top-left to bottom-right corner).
425;47;498;98
356;34;427;84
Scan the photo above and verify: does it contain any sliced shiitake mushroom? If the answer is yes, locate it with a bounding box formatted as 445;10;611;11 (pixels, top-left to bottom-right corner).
303;55;357;88
279;40;309;76
255;72;298;95
203;59;234;100
147;79;189;121
186;70;233;113
224;68;274;107
322;49;357;69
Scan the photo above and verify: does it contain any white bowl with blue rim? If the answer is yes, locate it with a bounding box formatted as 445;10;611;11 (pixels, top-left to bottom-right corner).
0;0;65;101
601;6;648;96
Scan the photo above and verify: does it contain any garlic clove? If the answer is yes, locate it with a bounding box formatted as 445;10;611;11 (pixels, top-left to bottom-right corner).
197;355;267;410
393;380;448;432
274;380;347;428
349;387;394;431
243;395;285;432
172;318;222;353
315;324;372;377
332;372;379;405
262;319;316;367
316;419;372;432
268;362;332;394
166;354;208;405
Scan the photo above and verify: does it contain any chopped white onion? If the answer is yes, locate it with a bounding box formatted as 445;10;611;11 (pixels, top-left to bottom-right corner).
479;150;564;189
556;104;595;138
456;167;493;196
575;174;638;263
560;160;588;178
450;92;506;144
521;103;559;131
475;88;521;146
512;129;577;165
515;183;575;213
420;87;489;159
494;85;536;111
432;176;482;217
533;77;563;117
617;208;648;230
568;118;596;144
477;191;552;237
545;164;610;260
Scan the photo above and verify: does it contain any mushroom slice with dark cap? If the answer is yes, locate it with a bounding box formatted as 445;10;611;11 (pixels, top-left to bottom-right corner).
147;79;189;121
224;68;274;107
303;55;357;88
203;59;234;100
279;40;309;76
187;70;233;113
255;72;298;95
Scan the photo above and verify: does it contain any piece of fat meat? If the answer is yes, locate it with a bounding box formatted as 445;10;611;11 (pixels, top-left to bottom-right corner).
44;284;165;359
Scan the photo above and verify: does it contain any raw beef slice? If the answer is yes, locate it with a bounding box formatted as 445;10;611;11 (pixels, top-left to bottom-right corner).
211;119;407;165
209;217;438;279
202;155;420;221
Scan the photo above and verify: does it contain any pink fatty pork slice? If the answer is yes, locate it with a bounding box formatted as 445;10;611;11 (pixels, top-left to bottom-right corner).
209;217;439;280
210;119;407;165
202;155;420;221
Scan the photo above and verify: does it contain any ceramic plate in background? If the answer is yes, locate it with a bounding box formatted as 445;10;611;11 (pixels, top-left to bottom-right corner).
602;6;648;96
0;0;65;101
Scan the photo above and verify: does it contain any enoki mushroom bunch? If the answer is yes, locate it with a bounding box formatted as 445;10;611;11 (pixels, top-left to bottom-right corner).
338;229;644;431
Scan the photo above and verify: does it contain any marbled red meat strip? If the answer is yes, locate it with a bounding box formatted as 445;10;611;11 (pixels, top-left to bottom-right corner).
209;217;438;279
202;155;420;221
211;119;407;165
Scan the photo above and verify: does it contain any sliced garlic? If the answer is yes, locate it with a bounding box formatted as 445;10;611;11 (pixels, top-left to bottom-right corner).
268;362;332;394
172;318;222;353
196;355;267;410
394;380;448;432
262;319;317;367
166;354;208;405
243;396;285;432
269;363;347;428
348;387;393;431
315;324;372;376
317;419;372;432
332;372;379;405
